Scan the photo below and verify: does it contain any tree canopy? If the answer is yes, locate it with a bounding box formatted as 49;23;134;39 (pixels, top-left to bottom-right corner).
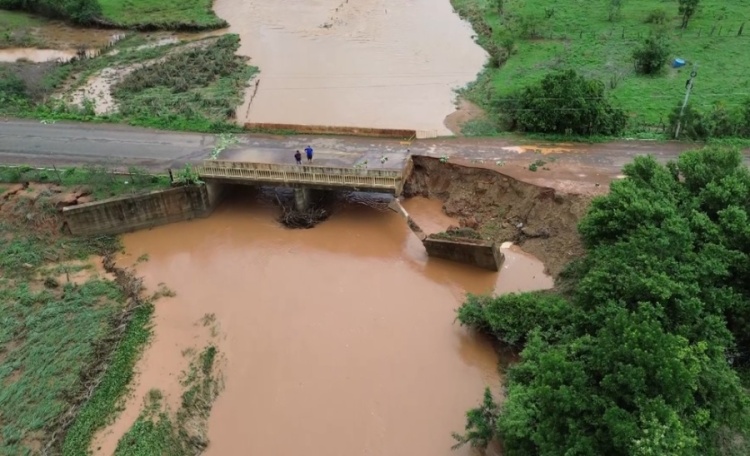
497;69;627;136
0;0;101;23
456;146;750;456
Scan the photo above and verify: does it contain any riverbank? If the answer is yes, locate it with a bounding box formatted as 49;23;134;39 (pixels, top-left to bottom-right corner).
0;0;225;31
0;33;257;132
0;176;149;455
0;168;226;454
0;156;566;455
451;0;750;137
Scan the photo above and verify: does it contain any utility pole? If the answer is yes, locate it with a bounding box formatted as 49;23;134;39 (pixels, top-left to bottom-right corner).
674;65;698;140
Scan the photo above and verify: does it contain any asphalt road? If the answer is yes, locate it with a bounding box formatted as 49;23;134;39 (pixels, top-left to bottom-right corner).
1;118;746;193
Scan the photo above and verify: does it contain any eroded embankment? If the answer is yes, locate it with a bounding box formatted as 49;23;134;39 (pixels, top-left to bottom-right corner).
404;156;592;276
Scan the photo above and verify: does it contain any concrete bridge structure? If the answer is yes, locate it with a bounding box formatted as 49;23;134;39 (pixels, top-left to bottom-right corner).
193;150;413;210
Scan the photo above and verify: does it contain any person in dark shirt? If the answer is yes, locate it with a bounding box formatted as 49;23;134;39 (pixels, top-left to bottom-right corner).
294;150;302;164
305;145;314;162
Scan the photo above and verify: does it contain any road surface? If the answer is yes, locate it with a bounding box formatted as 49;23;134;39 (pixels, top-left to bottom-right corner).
0;119;743;194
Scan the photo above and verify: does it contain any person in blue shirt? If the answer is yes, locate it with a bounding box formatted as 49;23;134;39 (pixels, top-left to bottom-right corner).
305;145;313;162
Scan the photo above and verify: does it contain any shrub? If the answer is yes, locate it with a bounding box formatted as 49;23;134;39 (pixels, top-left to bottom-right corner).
497;69;627;136
704;102;740;137
742;98;750;137
645;8;668;24
457;292;581;348
632;33;670;75
667;102;707;140
0;0;101;24
452;388;499;451
0;68;27;101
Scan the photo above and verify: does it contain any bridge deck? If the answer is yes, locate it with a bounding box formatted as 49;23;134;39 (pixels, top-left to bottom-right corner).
194;159;411;195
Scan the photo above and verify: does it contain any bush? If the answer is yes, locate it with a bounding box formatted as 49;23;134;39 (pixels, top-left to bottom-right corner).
645;8;668;24
704;102;740;137
667;102;707;139
457;292;581;347
742;99;750;137
0;68;27;102
632;33;670;75
452;388;499;451
0;0;101;24
497;69;627;136
456;147;750;456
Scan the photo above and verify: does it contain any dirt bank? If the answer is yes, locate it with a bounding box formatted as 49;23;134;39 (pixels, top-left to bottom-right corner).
404;156;592;276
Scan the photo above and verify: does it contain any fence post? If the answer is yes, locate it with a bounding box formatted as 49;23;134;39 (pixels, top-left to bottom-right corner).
52;165;62;185
739;23;745;36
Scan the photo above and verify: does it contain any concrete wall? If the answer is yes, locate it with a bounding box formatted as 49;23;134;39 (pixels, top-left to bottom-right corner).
63;183;224;236
245;123;416;139
422;237;504;271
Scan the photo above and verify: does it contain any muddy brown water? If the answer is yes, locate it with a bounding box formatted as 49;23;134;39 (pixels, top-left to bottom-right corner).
211;0;486;135
0;48;77;63
92;194;551;455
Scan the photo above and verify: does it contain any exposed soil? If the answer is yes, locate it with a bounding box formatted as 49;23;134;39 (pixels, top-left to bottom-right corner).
61;37;217;115
404;155;592;277
444;98;486;136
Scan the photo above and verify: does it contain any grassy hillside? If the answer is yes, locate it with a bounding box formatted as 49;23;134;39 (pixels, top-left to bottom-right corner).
0;34;256;133
0;0;226;29
0;10;44;47
98;0;226;30
454;0;750;133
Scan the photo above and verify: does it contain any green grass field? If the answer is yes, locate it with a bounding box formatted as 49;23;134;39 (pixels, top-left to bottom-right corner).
0;34;256;133
0;199;123;454
98;0;226;29
0;173;169;454
0;10;43;47
453;0;750;131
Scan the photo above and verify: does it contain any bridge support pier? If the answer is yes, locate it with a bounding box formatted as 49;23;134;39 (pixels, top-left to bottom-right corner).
294;187;311;211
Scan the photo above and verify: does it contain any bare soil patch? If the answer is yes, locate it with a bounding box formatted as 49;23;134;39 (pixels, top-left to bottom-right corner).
444;98;486;136
404;155;592;276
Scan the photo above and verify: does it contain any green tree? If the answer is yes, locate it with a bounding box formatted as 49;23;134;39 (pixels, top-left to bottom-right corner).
492;0;504;15
632;32;670;75
452;387;500;452
667;102;707;140
0;0;101;24
497;69;627;136
740;98;750;137
678;0;700;29
455;146;750;455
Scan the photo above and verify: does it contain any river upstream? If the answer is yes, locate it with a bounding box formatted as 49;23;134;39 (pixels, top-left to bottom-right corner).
91;194;552;455
212;0;487;135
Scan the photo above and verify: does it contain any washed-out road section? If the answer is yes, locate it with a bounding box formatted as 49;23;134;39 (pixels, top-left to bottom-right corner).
0;119;744;193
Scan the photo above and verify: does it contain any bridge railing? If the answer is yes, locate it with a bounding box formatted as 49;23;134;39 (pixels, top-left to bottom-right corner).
194;160;404;193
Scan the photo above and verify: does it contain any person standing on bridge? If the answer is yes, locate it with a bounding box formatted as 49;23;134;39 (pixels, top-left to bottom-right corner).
294;150;302;165
305;145;314;162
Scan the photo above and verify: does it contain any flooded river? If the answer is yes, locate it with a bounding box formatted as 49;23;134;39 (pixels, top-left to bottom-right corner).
0;48;77;63
92;194;551;455
212;0;486;135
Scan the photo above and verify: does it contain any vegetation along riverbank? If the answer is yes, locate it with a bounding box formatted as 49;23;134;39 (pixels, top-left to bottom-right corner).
0;0;226;30
453;145;750;455
452;0;750;141
0;165;222;454
0;34;257;133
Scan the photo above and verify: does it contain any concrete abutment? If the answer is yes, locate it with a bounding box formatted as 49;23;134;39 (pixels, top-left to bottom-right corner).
294;187;312;211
